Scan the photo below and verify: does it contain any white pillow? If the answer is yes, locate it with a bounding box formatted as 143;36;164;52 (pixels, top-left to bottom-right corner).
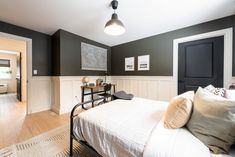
204;84;225;97
225;90;235;100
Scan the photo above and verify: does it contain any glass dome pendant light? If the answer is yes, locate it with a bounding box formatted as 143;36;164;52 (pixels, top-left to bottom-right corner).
104;0;125;36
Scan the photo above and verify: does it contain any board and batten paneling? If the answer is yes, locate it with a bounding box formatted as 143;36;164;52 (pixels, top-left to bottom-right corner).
111;76;176;101
52;76;111;114
29;76;52;113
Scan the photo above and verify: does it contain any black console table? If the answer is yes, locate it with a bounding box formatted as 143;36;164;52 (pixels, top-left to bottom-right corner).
81;84;116;109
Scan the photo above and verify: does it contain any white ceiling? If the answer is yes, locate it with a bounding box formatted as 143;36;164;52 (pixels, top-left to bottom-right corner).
0;0;235;46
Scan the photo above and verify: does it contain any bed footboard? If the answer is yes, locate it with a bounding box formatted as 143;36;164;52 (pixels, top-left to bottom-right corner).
70;95;112;156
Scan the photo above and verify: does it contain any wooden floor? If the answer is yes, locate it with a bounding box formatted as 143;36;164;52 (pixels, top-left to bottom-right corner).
0;93;69;149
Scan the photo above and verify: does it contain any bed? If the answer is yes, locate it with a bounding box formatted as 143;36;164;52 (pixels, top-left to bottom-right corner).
70;97;235;157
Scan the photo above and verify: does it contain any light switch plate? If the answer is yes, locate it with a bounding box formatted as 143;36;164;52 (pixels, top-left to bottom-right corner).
33;70;38;75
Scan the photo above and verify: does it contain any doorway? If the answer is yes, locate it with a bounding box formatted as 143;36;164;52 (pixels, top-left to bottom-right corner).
178;36;224;94
16;53;22;101
0;51;22;99
173;28;233;96
0;37;28;115
0;32;32;114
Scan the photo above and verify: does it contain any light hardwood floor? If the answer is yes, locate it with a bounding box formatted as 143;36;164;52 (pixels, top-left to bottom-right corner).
0;93;70;149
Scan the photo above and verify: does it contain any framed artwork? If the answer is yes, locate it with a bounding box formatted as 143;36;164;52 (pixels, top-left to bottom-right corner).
81;42;107;71
125;57;135;71
138;55;150;71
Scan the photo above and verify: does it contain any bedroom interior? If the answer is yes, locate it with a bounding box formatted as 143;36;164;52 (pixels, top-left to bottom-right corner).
0;0;235;157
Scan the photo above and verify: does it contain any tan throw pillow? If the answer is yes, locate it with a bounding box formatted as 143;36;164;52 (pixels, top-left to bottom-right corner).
187;87;235;154
164;91;194;129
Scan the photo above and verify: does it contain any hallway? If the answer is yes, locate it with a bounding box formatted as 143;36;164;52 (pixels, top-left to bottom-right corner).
0;93;69;149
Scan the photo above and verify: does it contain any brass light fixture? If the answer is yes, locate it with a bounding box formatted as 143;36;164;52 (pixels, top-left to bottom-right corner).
104;0;125;36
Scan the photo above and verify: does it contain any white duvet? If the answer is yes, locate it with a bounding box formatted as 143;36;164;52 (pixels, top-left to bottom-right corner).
73;97;235;157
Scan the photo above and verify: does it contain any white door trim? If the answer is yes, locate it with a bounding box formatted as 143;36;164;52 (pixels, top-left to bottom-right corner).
0;32;32;114
173;28;233;95
0;49;20;55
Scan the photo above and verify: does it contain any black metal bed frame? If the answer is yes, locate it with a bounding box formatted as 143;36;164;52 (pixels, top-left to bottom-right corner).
70;95;112;156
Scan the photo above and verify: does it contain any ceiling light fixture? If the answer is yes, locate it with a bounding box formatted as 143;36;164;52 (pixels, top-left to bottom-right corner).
104;0;125;36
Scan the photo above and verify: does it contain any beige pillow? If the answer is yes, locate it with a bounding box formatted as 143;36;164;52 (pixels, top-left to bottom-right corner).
164;91;194;129
187;87;235;154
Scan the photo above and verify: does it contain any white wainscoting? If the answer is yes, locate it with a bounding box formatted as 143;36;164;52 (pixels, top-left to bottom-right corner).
51;76;110;115
111;76;176;101
29;76;52;113
31;74;235;115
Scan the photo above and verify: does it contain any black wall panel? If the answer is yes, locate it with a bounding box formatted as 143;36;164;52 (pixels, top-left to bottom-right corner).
52;30;111;76
0;21;51;76
111;15;235;76
1;15;235;77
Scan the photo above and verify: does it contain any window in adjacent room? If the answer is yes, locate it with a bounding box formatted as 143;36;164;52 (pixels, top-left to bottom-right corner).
0;59;11;79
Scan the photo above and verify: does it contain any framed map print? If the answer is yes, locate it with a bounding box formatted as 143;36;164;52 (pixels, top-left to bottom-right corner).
81;42;107;71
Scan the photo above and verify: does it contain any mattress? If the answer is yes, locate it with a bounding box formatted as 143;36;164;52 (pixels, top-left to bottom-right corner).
73;97;235;157
73;97;168;157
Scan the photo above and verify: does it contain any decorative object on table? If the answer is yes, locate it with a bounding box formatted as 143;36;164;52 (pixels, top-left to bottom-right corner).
125;57;135;71
96;78;103;86
81;42;107;71
98;83;112;103
113;91;134;100
88;83;95;87
81;76;89;86
104;0;125;36
138;55;150;71
104;71;109;83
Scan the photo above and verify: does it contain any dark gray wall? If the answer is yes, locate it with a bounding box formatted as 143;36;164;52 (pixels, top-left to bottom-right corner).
0;21;51;76
52;29;111;76
111;15;235;76
52;30;61;76
2;15;234;77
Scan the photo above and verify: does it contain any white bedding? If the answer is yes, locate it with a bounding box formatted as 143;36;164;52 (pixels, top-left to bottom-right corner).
73;97;235;157
73;97;167;157
143;122;235;157
143;121;210;157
